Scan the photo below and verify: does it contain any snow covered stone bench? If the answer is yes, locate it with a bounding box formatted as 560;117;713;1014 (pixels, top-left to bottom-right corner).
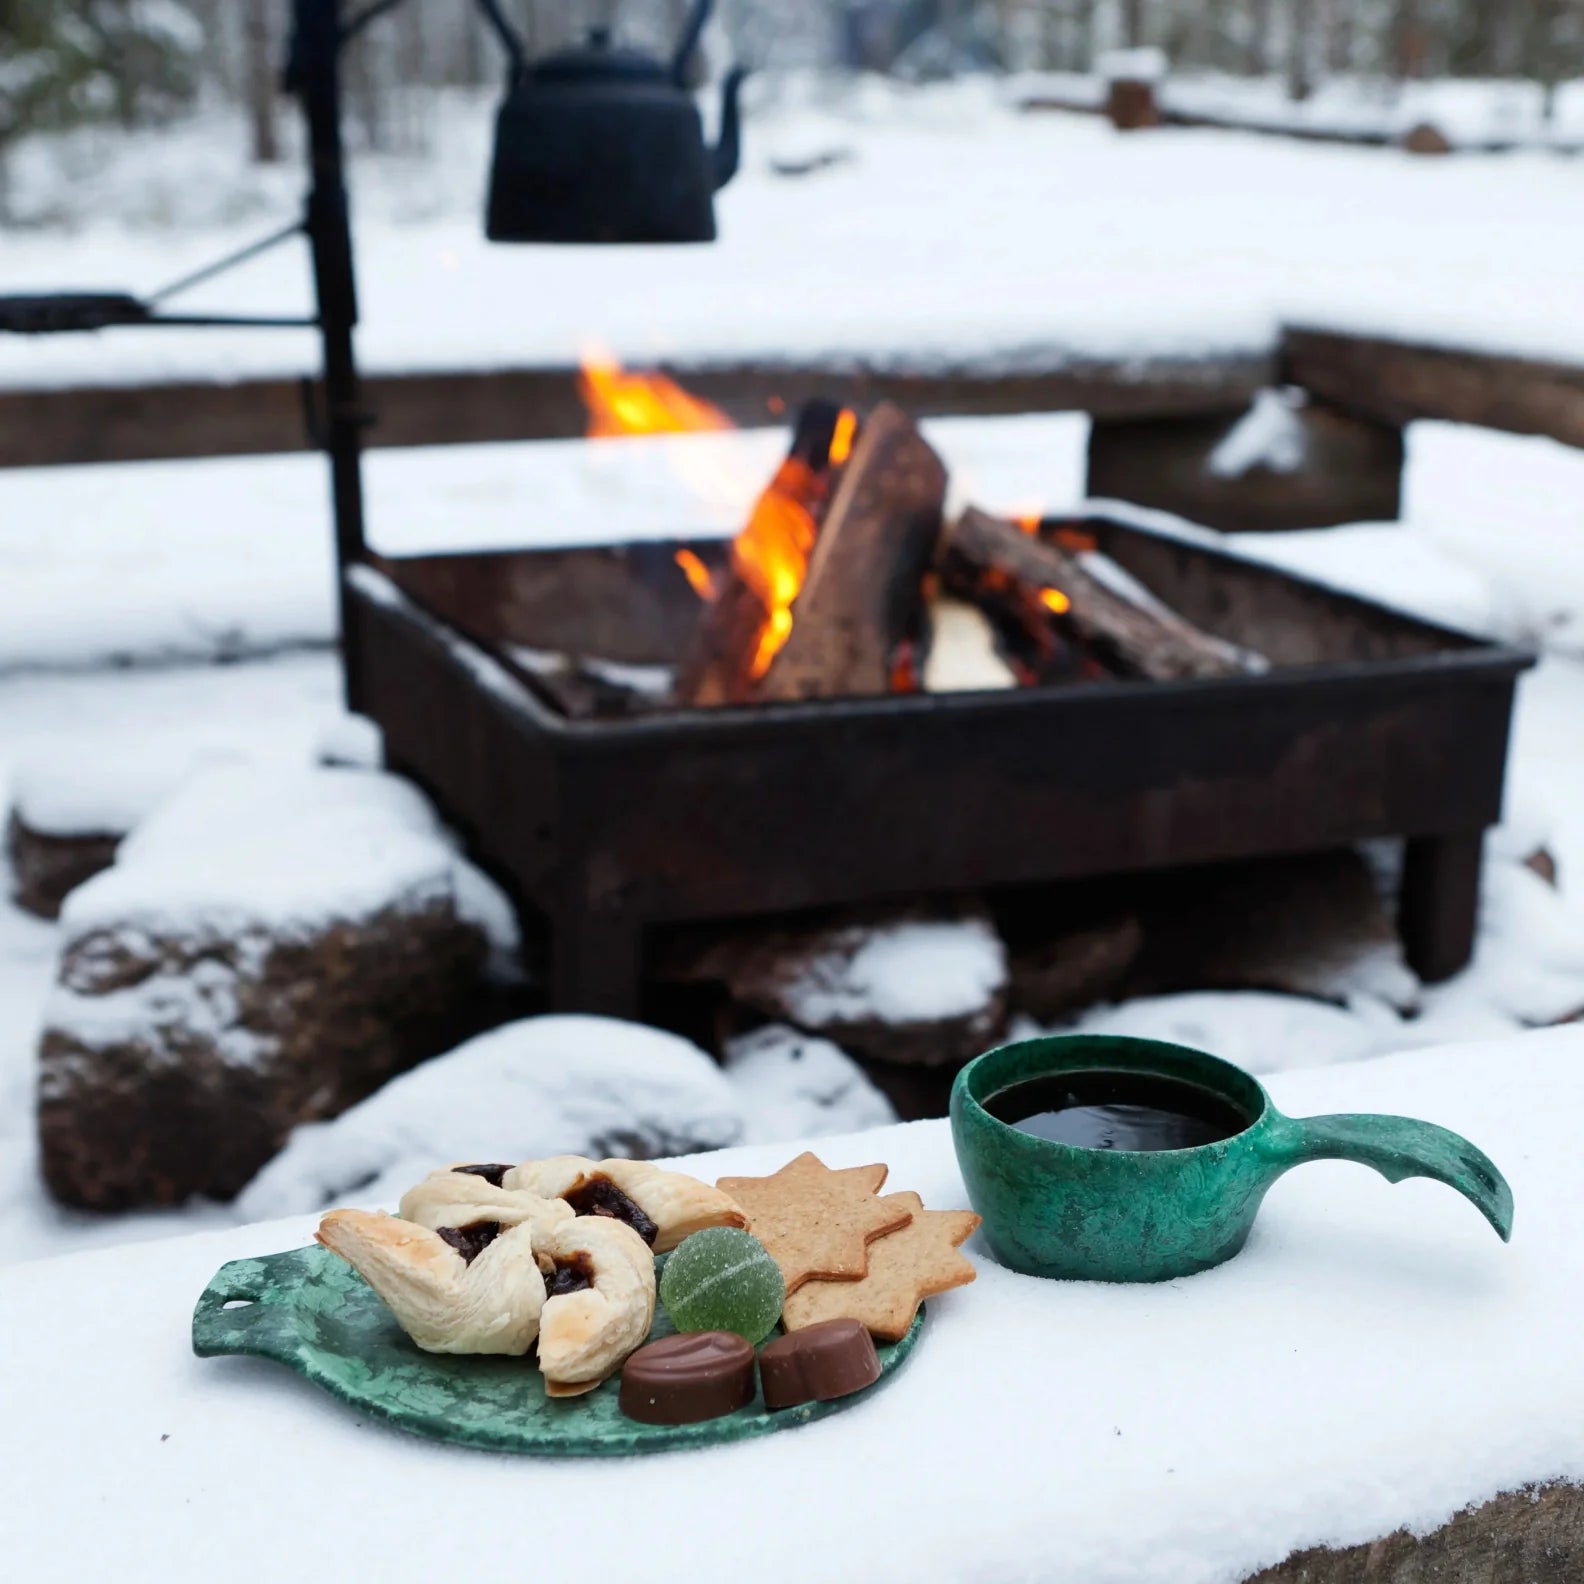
9;1030;1582;1584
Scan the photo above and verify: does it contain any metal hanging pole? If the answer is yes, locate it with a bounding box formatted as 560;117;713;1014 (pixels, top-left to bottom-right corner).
290;0;369;710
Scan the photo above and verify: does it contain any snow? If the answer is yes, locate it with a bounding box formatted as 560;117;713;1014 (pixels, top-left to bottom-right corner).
311;709;384;769
1063;989;1390;1073
9;82;1584;393
235;1015;747;1220
781;918;1008;1027
1097;47;1169;85
9;744;203;836
58;762;513;949
722;1023;899;1144
6;1029;1584;1584
1206;388;1306;478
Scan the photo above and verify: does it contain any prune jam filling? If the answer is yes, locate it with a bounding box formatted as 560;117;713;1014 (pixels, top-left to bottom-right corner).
454;1163;512;1187
564;1175;659;1247
542;1251;596;1299
438;1220;505;1264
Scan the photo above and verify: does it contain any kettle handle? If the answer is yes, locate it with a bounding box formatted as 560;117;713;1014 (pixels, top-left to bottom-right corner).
474;0;528;77
671;0;713;83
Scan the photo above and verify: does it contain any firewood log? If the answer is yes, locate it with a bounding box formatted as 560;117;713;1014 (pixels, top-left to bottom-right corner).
938;507;1255;681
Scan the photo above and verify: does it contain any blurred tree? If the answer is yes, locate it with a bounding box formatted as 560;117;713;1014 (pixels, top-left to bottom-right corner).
242;0;279;163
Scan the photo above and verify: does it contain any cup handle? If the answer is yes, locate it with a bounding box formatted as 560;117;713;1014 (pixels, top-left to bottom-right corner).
1265;1111;1513;1242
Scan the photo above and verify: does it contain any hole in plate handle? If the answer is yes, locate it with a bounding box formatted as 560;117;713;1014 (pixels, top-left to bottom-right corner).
221;1299;255;1310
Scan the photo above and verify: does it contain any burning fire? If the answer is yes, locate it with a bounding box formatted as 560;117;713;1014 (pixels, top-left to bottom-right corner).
737;456;823;678
830;409;857;466
1039;587;1072;616
576;348;856;687
578;345;731;439
674;548;717;601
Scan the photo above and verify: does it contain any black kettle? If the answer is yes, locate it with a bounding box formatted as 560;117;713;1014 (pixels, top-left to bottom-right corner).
482;0;745;244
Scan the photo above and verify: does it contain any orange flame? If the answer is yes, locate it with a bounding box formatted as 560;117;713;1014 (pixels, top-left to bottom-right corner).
1039;587;1071;616
1015;511;1042;536
578;346;731;437
731;406;858;681
830;409;857;466
735;457;822;679
675;548;717;601
574;351;856;688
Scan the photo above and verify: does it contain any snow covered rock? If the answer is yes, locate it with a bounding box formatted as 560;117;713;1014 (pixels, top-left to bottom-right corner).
686;907;1009;1068
723;1024;898;1145
236;1014;744;1219
37;764;516;1211
5;749;195;919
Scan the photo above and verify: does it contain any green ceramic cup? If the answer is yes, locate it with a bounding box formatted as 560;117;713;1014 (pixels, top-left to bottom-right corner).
949;1033;1513;1283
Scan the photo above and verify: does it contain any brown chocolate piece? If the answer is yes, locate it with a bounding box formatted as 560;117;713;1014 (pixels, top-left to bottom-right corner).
564;1174;660;1247
758;1318;880;1410
619;1331;756;1425
454;1163;512;1187
437;1220;503;1264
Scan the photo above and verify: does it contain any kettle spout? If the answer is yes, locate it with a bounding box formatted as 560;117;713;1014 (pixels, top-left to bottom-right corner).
713;66;747;191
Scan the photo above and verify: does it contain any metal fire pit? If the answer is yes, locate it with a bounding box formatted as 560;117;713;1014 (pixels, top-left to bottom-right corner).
346;515;1533;1017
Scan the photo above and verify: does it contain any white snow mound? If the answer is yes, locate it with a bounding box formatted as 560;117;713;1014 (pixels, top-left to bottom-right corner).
724;1024;898;1144
236;1015;746;1218
784;918;1007;1027
60;762;515;952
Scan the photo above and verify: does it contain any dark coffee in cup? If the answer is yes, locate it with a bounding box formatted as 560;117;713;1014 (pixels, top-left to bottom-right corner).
983;1069;1249;1152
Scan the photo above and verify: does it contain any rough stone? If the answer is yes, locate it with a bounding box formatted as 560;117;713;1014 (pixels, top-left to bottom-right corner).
7;810;120;920
1009;914;1144;1022
37;765;513;1211
675;903;1009;1068
1246;1480;1583;1582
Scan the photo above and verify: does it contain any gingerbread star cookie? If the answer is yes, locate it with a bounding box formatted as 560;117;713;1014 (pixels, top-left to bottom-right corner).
716;1152;913;1294
780;1191;980;1342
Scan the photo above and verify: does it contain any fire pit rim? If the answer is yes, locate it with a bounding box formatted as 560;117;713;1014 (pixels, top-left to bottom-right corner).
350;511;1536;744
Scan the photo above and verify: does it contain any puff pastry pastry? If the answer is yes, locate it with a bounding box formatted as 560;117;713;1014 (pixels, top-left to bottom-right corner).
398;1166;574;1241
534;1216;657;1397
315;1208;548;1355
507;1155;748;1253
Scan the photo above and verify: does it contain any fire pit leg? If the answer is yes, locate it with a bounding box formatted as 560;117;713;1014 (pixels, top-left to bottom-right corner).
1398;831;1483;984
550;910;645;1017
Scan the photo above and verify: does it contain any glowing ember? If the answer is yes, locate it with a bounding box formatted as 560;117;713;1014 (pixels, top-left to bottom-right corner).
675;548;717;601
830;409;858;466
1015;511;1042;535
1039;587;1071;616
578;346;731;437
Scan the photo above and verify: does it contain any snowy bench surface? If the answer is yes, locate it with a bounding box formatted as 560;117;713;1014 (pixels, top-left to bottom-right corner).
8;1029;1584;1584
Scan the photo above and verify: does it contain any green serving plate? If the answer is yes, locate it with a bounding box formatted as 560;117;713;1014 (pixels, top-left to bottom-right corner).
193;1244;922;1455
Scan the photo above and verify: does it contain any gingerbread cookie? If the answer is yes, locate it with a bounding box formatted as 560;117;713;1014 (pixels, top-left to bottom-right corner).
780;1191;980;1341
716;1152;913;1294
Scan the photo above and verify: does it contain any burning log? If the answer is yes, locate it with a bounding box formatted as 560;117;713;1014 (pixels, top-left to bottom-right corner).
757;403;948;703
937;507;1254;682
673;401;846;707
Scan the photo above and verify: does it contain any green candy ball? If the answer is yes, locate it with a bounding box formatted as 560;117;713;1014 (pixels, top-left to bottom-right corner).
659;1227;785;1346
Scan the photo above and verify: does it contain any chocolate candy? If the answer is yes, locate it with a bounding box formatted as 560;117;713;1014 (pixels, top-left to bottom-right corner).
758;1318;880;1410
619;1331;756;1425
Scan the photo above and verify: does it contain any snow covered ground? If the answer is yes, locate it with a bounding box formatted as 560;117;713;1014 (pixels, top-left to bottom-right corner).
5;79;1584;393
2;411;1583;1268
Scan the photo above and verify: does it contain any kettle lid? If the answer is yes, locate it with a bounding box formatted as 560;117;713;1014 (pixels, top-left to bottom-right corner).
532;27;670;86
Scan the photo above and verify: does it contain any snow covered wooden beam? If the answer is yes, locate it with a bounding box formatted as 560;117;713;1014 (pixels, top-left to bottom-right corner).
1282;326;1584;452
0;352;1276;470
